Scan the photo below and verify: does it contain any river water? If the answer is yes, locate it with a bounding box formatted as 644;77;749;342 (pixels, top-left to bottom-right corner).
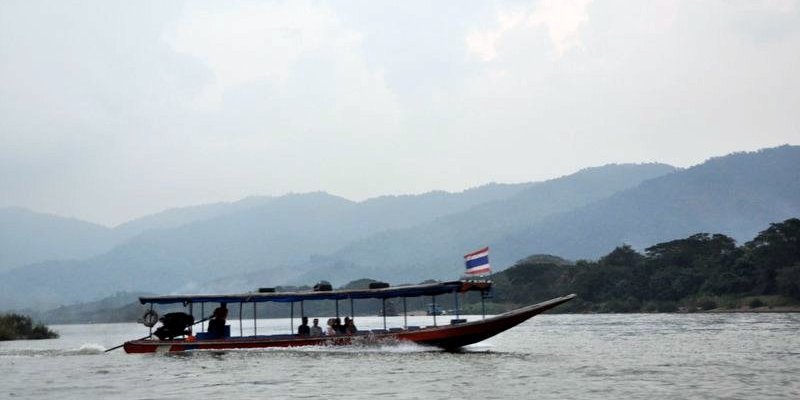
1;313;798;399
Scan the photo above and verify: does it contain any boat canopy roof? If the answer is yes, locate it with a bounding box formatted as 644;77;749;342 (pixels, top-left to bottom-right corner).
139;280;492;305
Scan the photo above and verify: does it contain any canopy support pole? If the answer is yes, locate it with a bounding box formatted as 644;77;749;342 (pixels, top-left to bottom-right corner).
189;302;194;334
349;297;354;317
382;298;387;330
201;303;205;331
403;297;407;329
239;302;243;337
253;302;257;336
290;302;294;334
432;296;437;327
300;300;304;317
481;292;486;320
454;289;460;320
148;303;153;336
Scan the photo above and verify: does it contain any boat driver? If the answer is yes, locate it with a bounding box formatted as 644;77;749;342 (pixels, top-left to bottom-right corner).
207;303;228;338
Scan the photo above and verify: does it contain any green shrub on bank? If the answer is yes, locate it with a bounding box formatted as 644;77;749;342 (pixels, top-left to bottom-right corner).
695;297;719;311
0;313;58;340
749;298;766;308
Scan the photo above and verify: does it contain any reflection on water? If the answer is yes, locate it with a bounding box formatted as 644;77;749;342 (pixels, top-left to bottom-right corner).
1;313;799;399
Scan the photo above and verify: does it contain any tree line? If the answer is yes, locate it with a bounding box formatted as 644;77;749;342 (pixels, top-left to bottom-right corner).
465;218;800;313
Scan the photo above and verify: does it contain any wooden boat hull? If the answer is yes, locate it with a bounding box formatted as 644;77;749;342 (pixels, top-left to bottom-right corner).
123;294;576;353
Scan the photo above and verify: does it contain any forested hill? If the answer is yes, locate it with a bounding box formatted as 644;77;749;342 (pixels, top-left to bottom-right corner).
34;218;800;324
3;146;798;311
473;218;800;313
0;162;672;310
313;145;800;284
503;145;800;262
0;208;116;272
302;163;677;284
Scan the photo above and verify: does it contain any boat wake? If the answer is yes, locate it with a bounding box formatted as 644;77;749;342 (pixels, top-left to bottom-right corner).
312;340;437;353
0;343;107;358
163;340;442;357
74;343;107;354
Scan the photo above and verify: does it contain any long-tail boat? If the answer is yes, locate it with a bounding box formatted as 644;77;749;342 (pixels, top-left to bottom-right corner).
121;280;575;353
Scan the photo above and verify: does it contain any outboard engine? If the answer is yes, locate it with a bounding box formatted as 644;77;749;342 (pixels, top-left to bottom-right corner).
153;312;194;340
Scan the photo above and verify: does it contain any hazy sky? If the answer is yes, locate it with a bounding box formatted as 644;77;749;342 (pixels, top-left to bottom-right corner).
1;0;798;226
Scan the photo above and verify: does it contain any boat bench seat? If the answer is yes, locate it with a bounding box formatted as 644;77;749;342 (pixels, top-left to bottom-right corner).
196;325;231;340
271;334;297;340
388;328;403;332
406;326;420;330
370;329;388;334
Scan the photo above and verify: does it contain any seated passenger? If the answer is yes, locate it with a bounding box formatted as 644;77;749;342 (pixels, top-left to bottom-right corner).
326;318;337;336
298;316;310;336
334;317;346;335
310;318;323;336
342;317;351;334
345;317;357;335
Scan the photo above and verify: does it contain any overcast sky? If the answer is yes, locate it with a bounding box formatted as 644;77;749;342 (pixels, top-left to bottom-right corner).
1;0;798;226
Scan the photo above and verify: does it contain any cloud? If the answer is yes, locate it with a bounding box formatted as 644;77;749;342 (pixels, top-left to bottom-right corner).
1;0;799;225
467;0;593;61
167;1;360;102
529;0;592;57
167;1;404;139
466;9;527;62
1;0;406;224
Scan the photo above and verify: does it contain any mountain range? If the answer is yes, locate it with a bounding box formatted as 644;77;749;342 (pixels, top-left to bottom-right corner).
324;145;800;283
1;145;798;311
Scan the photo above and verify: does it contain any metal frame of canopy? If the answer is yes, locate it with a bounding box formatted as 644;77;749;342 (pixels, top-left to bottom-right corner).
139;280;491;304
139;280;492;337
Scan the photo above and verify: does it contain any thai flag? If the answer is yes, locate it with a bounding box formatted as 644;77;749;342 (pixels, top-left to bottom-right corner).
464;247;491;275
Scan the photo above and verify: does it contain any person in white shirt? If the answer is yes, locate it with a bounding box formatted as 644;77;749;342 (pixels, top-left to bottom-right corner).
310;318;323;336
326;318;337;336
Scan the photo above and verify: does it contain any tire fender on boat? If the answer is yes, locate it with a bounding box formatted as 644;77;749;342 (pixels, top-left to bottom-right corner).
142;310;159;327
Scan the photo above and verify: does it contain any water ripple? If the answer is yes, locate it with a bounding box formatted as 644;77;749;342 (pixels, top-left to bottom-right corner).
1;315;798;399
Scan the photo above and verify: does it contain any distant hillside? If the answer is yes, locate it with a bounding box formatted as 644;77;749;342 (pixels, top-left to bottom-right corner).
0;198;275;272
503;145;800;260
0;208;116;272
111;196;275;239
0;182;535;309
353;182;535;232
37;218;800;324
31;292;150;324
313;146;800;284
304;163;676;284
4;146;797;311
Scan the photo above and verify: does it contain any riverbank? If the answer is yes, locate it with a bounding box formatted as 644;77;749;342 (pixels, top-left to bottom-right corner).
704;306;800;313
458;293;800;315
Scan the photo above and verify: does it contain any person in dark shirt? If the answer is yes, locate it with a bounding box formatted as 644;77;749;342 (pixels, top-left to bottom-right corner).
345;317;357;335
334;317;346;335
207;303;228;338
298;316;310;336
